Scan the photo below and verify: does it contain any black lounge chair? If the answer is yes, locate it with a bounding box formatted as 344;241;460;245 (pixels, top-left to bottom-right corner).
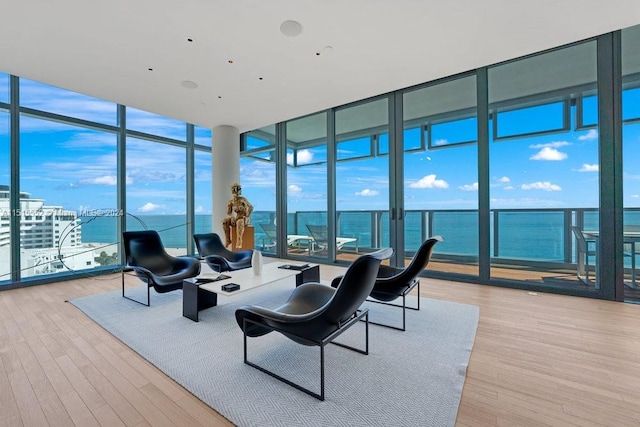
235;247;393;400
331;236;442;331
122;230;201;306
194;232;253;272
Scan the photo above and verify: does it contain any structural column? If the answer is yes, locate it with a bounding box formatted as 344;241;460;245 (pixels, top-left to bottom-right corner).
212;125;240;237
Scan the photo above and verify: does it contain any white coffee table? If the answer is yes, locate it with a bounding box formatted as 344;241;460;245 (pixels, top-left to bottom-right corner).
182;261;320;322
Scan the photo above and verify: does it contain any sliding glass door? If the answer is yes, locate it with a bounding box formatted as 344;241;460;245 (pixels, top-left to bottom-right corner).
335;98;389;261
487;40;600;291
401;75;479;275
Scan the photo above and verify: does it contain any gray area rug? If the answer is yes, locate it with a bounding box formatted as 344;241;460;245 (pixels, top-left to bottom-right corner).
70;279;479;427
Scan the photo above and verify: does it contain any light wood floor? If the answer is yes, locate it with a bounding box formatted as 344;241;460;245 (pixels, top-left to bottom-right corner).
1;263;640;426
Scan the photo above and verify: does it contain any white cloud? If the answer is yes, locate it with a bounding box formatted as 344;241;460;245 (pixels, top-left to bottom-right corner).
409;174;449;189
632;195;639;198
296;149;313;164
137;202;163;212
529;141;570;149
287;149;313;166
356;189;380;197
521;181;562;191
459;182;478;191
433;139;448;146
530;147;568;161
504;185;514;190
288;184;302;194
578;129;598;141
81;175;117;186
195;205;205;214
499;176;510;183
577;163;599;172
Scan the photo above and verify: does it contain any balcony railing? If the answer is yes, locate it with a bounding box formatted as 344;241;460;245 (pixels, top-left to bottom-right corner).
252;207;640;271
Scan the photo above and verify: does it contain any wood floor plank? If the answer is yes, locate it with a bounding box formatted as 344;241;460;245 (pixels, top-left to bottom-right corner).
7;368;48;427
55;354;106;410
58;389;100;427
31;377;74;426
0;356;20;424
78;363;145;426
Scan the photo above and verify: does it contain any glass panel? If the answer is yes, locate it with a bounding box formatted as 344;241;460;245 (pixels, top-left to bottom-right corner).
337;136;371;161
0;110;10;283
403;76;478;276
195;125;212;147
431;116;477;147
622;24;640;301
488;41;599;290
580;95;598;127
336;99;388;260
495;102;566;139
125;137;187;253
241;126;276;250
0;72;8;104
285;112;327;259
19;116;118;278
623;88;640;121
194;148;213;237
19;78;117;125
126;107;186;141
245;125;275;151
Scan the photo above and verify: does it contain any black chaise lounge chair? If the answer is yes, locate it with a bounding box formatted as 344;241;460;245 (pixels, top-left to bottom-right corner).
122;230;201;306
235;247;393;400
331;236;442;331
193;232;253;272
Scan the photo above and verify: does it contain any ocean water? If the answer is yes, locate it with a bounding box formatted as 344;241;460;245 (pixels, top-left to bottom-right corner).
80;210;640;262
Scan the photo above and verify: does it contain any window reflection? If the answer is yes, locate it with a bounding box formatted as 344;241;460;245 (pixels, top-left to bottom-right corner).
19;116;118;278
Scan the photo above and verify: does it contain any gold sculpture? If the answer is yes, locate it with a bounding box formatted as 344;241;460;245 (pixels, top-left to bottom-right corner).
222;182;253;248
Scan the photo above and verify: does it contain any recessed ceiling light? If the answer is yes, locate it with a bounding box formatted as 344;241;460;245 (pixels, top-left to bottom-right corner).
280;20;303;37
181;80;198;89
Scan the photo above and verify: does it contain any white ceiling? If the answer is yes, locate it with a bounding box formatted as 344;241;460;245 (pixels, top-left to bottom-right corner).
1;0;639;133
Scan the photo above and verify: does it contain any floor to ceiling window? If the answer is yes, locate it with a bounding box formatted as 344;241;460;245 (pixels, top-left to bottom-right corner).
285;112;328;259
402;75;479;275
124;108;189;254
125;136;187;253
622;25;640;302
19;116;119;278
194;126;213;236
19;80;119;279
335;97;388;260
488;41;600;291
241;125;277;253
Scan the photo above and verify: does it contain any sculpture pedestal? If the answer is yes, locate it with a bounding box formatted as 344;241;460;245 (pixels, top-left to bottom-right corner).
230;225;254;252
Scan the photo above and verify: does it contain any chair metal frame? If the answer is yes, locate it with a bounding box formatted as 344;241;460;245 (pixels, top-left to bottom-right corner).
242;309;369;401
365;277;420;331
121;267;151;306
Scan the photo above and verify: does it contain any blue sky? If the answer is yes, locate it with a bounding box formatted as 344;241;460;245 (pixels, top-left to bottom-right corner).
1;75;639;217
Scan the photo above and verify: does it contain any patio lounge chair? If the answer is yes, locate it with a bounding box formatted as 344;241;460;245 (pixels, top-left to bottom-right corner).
306;224;358;255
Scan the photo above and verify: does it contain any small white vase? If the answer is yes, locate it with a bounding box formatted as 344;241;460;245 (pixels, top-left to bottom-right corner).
251;250;263;275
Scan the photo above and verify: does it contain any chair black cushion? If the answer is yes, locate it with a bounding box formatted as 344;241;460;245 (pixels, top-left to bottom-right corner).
193;232;253;272
123;230;201;293
331;236;442;301
235;247;393;344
